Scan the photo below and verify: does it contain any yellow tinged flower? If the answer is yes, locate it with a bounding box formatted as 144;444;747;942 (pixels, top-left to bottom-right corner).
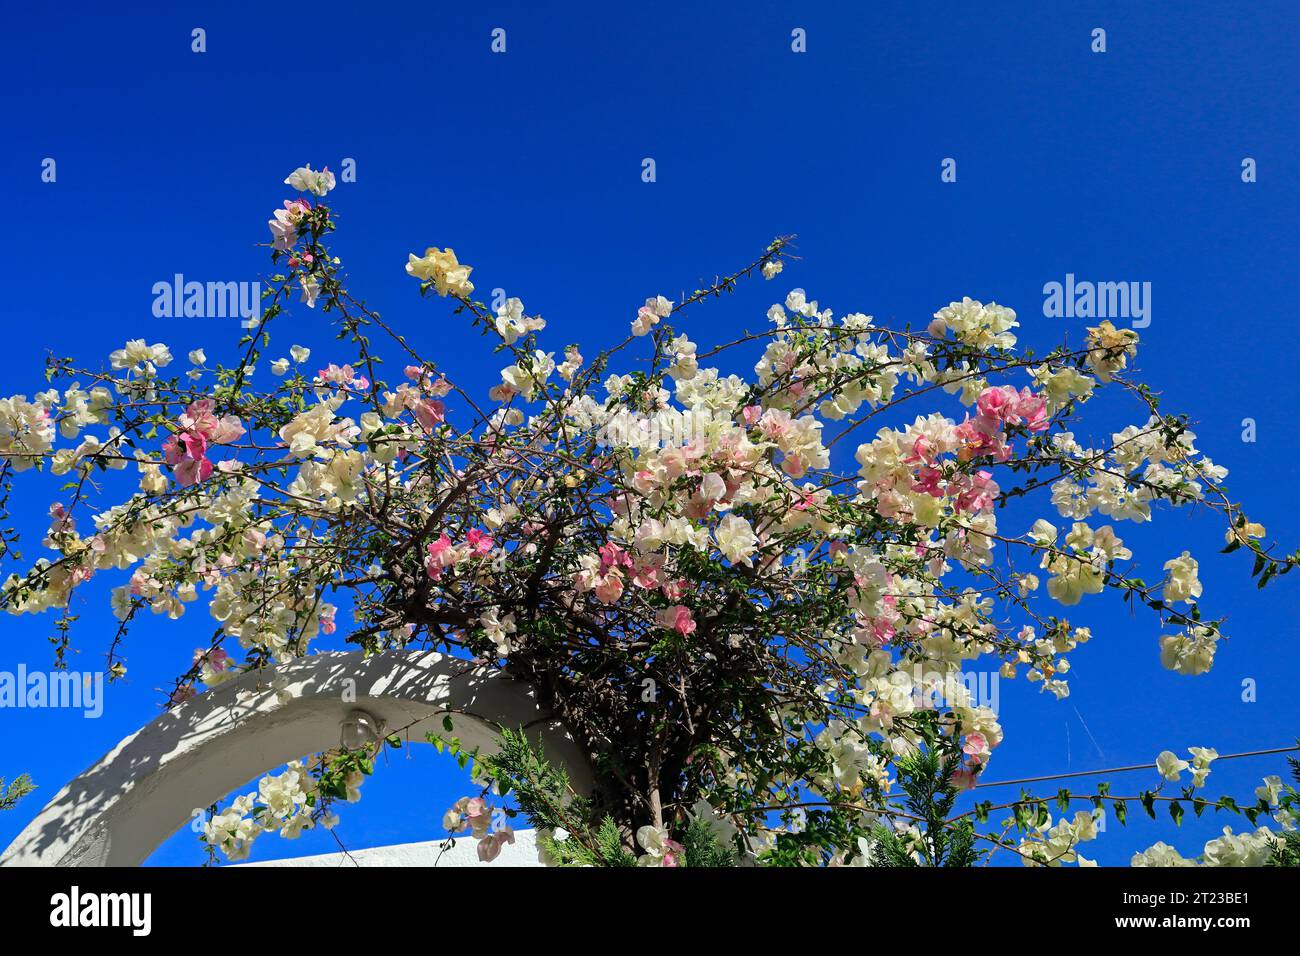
406;247;475;297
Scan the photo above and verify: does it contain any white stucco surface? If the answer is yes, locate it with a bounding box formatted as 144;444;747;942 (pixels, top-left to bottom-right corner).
237;831;542;867
1;651;587;867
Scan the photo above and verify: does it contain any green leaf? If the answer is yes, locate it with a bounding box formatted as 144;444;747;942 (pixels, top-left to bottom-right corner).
1140;791;1157;819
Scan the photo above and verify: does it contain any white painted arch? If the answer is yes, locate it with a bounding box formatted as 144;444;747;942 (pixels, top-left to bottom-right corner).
0;650;589;866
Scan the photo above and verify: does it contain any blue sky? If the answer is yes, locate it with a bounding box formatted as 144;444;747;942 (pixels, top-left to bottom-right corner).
1;1;1297;865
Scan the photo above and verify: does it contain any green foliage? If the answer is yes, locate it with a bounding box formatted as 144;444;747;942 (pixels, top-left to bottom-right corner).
683;817;741;867
474;727;744;866
1267;752;1300;866
0;774;35;812
479;727;635;866
867;826;918;867
536;816;637;868
1266;829;1300;866
314;746;376;803
869;718;982;867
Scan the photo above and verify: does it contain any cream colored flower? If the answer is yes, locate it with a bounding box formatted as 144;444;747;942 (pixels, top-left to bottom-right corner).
406;247;474;297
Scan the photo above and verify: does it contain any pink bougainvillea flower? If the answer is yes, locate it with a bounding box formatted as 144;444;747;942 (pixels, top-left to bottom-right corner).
414;399;446;431
425;534;458;579
594;571;625;604
174;454;213;487
598;542;632;573
465;528;495;555
657;604;696;637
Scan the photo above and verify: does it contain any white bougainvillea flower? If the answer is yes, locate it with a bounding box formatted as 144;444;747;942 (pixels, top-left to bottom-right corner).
1156;750;1189;782
1188;747;1219;787
109;339;172;372
1256;775;1283;806
636;825;684;867
284;164;336;197
1162;551;1202;604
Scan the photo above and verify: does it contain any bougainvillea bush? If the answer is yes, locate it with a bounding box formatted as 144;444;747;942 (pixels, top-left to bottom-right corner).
2;166;1296;866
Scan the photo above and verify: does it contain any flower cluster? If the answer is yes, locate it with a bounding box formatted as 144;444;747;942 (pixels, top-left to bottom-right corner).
202;760;341;861
2;165;1293;868
443;794;516;862
161;399;244;486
